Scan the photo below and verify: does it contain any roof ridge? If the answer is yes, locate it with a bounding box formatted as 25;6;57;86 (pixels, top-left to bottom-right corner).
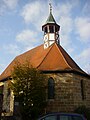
56;44;85;73
55;43;73;70
37;44;54;69
60;46;80;69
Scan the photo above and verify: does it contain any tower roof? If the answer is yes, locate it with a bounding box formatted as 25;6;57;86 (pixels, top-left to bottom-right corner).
45;12;56;24
46;3;56;24
42;4;60;30
0;43;88;81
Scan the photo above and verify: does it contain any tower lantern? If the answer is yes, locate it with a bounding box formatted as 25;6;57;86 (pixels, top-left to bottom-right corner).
42;3;60;49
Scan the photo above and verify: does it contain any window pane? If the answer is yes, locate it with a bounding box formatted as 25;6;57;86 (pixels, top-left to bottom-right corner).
45;115;57;120
72;116;83;120
60;115;72;120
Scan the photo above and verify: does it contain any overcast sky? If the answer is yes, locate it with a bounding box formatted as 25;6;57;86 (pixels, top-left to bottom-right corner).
0;0;90;74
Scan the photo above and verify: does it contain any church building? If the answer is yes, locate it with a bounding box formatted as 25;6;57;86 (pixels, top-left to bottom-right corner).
0;4;90;117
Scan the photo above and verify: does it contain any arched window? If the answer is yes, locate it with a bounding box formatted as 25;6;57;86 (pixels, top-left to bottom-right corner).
48;77;55;99
81;80;86;100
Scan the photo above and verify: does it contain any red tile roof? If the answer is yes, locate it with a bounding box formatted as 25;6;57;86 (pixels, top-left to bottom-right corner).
0;43;87;81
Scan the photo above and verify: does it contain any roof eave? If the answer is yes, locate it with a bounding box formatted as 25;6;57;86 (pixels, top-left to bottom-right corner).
0;76;12;82
41;69;90;78
42;23;60;31
0;69;90;82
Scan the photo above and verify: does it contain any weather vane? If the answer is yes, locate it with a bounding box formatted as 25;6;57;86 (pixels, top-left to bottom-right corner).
49;3;52;13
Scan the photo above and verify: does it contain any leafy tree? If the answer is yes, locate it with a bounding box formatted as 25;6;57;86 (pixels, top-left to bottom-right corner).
10;62;47;120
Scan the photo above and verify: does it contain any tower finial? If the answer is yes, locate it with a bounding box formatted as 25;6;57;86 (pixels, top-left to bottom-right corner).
49;3;52;13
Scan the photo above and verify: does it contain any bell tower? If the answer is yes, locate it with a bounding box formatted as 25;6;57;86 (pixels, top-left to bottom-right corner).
42;3;60;49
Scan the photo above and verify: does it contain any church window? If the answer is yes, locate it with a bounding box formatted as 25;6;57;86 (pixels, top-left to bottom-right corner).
49;26;54;33
48;77;55;99
81;80;86;100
